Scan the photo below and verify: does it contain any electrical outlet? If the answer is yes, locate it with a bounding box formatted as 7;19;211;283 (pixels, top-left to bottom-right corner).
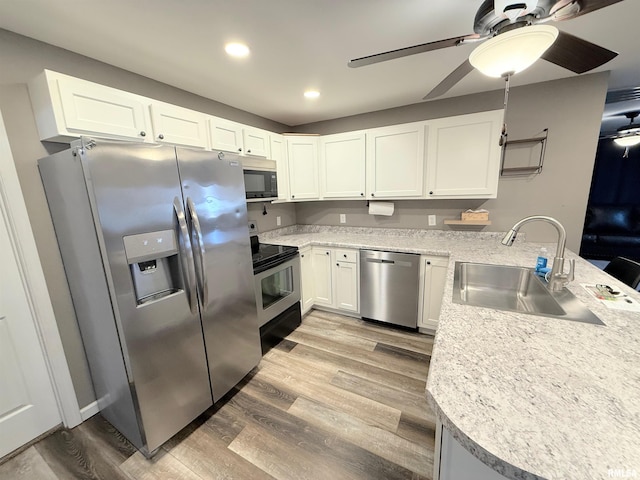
428;214;437;226
340;213;346;224
248;219;258;233
276;216;282;226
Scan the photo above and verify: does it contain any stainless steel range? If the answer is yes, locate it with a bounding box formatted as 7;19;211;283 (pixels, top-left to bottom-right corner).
251;236;302;353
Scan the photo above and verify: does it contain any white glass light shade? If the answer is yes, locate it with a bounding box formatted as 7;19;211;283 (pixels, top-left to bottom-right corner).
614;135;640;147
469;25;559;78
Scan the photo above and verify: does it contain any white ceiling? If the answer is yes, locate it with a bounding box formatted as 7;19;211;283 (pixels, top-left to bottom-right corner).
0;0;638;126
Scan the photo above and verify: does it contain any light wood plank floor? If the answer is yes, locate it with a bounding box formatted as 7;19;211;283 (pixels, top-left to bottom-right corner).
0;310;436;480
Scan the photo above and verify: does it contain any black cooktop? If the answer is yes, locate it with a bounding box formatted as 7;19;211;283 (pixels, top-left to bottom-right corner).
251;236;298;274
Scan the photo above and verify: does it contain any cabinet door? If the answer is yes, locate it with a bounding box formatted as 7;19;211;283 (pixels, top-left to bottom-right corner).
366;123;425;198
243;128;270;158
299;248;314;314
311;248;333;306
270;134;289;201
150;102;208;148
209;117;244;153
287;137;320;200
426;110;502;198
57;76;151;141
335;260;359;313
320;132;366;199
418;256;449;331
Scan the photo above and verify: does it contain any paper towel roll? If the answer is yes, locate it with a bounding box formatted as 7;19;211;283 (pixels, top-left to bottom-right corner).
368;201;394;216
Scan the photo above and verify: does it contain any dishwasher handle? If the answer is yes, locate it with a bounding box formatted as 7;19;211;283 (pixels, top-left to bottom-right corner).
366;258;395;264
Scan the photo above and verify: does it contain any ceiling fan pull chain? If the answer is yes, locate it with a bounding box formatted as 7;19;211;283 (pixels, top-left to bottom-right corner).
499;72;512;147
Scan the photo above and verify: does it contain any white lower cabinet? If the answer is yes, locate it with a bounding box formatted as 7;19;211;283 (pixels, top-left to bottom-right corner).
418;255;449;332
299;247;314;314
307;247;360;314
311;248;333;307
333;249;359;313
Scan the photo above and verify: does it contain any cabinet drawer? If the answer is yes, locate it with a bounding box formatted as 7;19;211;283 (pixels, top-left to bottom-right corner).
335;249;358;263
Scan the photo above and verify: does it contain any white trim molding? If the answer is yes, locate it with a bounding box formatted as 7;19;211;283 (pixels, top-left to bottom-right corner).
0;110;82;428
80;401;99;421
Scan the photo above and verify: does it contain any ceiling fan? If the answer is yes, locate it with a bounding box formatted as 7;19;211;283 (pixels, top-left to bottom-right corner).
602;111;640;157
348;0;622;100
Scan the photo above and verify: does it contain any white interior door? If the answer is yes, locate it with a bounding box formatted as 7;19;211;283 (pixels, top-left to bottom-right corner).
0;197;61;457
0;110;75;458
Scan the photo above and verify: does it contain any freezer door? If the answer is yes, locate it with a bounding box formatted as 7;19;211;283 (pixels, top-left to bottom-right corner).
177;148;261;402
79;139;212;453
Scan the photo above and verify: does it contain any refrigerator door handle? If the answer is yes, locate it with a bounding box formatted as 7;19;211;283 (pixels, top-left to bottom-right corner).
186;197;208;312
173;197;197;314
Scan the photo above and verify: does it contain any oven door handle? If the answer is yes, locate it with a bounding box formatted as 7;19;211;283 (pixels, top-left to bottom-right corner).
173;197;197;315
186;197;208;312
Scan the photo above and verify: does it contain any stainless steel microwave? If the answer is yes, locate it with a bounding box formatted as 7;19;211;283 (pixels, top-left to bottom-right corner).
242;157;278;200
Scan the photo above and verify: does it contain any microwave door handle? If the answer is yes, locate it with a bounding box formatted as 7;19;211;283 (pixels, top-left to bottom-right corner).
173;197;197;315
186;197;208;312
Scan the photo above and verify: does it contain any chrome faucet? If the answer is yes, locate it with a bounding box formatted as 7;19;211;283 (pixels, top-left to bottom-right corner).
501;215;575;291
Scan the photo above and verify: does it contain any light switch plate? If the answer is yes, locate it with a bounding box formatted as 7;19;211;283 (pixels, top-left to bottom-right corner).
428;214;436;226
248;219;258;233
340;214;346;224
276;216;282;226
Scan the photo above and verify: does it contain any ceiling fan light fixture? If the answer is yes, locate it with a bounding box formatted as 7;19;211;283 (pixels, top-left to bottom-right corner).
613;135;640;148
469;25;559;78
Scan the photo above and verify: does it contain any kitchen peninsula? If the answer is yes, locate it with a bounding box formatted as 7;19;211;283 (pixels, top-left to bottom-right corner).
262;225;640;480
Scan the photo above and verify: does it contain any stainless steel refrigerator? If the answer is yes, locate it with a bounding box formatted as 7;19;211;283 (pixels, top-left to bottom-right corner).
39;137;261;455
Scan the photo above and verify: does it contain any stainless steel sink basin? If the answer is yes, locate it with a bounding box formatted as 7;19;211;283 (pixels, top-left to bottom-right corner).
452;262;604;325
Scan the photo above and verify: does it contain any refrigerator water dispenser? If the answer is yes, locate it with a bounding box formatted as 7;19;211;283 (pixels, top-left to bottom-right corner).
123;230;180;304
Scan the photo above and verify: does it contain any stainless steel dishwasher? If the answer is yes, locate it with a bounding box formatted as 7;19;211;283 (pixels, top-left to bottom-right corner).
360;250;420;328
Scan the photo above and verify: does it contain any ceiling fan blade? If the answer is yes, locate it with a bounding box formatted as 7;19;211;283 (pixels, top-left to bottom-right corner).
572;0;624;18
423;59;475;100
541;30;617;74
348;34;479;68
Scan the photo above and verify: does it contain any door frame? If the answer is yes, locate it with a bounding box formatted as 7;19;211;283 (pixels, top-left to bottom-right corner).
0;110;82;428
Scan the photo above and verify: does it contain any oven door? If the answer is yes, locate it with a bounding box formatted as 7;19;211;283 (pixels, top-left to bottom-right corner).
254;256;301;327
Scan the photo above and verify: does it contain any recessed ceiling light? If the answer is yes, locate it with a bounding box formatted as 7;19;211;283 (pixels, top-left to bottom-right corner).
304;90;320;99
225;43;250;58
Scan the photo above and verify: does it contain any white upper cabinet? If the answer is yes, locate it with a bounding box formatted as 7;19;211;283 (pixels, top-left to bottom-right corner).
28;70;152;143
270;134;289;201
150;102;208;148
287;136;320;200
366;122;426;198
243;127;270;158
426;110;503;198
320;131;366;199
209;118;271;157
209;117;244;154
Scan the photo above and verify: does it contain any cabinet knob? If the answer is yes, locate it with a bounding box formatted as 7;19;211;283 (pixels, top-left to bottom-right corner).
360;192;364;196
247;149;252;153
326;252;329;255
371;193;375;197
429;191;433;195
139;131;146;137
343;254;347;258
336;263;339;266
238;148;242;152
158;134;164;140
292;195;295;199
427;261;431;265
301;254;305;258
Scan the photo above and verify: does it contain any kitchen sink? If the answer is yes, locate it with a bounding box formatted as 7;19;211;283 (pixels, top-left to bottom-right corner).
452;262;604;325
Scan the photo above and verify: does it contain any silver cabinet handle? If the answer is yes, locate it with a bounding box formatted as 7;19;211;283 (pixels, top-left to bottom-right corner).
173;197;197;314
187;197;208;312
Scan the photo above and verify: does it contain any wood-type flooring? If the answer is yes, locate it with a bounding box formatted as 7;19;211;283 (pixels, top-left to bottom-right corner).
0;310;436;480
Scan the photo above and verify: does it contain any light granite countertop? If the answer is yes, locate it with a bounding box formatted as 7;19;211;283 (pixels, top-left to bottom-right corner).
261;225;640;480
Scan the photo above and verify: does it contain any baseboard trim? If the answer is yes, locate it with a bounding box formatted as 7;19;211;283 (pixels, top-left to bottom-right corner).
80;401;99;421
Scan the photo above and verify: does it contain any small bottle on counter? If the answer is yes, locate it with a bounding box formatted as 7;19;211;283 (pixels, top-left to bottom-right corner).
535;247;548;273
